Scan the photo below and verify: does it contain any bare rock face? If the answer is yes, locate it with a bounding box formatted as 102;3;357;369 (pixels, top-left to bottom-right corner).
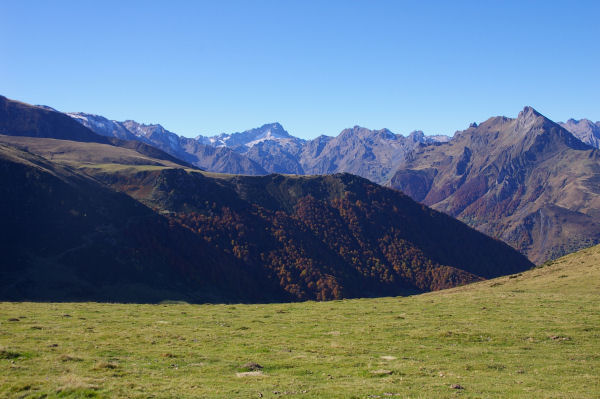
388;107;600;263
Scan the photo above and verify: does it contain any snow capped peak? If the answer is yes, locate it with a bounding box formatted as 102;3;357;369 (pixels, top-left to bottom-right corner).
200;122;299;149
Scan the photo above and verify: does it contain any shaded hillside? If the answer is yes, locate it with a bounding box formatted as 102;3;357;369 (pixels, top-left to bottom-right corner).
88;166;533;300
0;138;533;301
389;106;600;263
0;144;284;302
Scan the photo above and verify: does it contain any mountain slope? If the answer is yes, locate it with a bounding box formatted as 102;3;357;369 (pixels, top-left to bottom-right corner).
87;166;533;299
0;138;533;301
0;143;279;302
389;107;600;263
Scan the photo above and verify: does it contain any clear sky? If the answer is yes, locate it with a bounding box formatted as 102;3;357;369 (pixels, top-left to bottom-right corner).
1;1;599;139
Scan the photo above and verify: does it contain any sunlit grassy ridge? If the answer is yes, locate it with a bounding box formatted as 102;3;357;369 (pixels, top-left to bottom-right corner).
1;245;599;398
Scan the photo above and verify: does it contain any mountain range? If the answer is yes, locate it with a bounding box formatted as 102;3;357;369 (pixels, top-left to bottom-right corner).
68;112;450;182
0;95;533;302
67;103;600;264
68;110;600;186
3;92;600;302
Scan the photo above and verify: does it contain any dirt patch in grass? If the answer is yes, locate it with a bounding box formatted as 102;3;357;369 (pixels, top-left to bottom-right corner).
236;371;265;377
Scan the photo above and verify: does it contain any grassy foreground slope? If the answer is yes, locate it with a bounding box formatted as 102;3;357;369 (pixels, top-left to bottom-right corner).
1;246;599;398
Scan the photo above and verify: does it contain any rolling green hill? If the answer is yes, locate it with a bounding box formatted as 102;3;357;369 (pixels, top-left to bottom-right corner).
1;244;598;398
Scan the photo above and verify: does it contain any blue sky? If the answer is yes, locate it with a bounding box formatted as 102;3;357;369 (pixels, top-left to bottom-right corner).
1;1;599;139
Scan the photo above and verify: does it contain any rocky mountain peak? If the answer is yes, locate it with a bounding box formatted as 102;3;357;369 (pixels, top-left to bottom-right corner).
514;106;547;133
203;122;296;149
260;122;289;137
338;126;396;141
407;130;427;142
517;106;543;122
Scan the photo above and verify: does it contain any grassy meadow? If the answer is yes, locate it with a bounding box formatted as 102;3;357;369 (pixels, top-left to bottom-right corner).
1;245;599;398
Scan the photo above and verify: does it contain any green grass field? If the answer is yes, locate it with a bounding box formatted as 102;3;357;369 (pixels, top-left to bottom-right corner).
1;245;599;398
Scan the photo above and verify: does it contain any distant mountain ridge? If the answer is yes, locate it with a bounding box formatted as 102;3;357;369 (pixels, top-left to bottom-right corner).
68;112;450;182
68;112;266;174
560;118;600;149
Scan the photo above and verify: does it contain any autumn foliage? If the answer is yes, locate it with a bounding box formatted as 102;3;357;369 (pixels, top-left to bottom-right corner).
130;171;533;301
